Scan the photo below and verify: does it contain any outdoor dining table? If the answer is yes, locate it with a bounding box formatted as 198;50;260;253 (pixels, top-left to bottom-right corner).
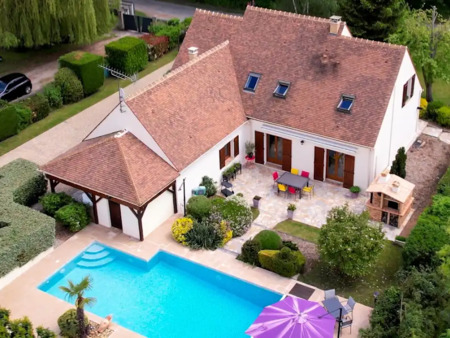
322;297;348;321
276;172;309;198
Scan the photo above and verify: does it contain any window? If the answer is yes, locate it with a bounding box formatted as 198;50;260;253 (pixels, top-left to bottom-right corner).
387;200;399;210
244;73;261;92
273;81;290;98
402;75;415;107
219;137;239;169
224;142;231;159
337;94;355;113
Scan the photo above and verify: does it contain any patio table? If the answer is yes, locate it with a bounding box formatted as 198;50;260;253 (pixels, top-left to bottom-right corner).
276;172;309;198
322;297;348;321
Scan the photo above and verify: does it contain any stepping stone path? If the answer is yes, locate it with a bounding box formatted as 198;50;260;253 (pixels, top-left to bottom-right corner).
421;122;450;145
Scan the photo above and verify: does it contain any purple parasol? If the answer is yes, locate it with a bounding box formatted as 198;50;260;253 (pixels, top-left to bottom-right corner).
245;296;335;338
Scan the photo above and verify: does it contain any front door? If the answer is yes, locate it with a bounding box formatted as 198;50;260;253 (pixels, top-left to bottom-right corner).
326;150;345;182
108;200;123;230
266;134;284;165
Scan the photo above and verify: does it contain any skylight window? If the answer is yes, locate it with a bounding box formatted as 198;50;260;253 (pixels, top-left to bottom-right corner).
337;95;355;113
244;73;261;92
273;81;290;98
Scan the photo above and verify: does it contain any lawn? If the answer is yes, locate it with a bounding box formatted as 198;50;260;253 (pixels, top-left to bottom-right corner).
0;50;178;156
299;241;403;307
274;219;321;244
416;69;450;105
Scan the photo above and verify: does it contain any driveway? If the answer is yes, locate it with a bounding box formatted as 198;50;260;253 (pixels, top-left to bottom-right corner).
134;0;196;19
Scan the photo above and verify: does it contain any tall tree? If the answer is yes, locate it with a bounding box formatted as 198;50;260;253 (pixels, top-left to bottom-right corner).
338;0;407;41
94;0;114;36
406;0;450;16
59;276;96;338
390;147;407;178
276;0;338;18
389;8;450;102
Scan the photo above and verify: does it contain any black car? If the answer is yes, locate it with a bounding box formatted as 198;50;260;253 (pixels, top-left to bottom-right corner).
0;73;32;101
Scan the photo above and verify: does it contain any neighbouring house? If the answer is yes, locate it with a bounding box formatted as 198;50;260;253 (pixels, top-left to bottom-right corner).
366;170;415;228
40;6;421;240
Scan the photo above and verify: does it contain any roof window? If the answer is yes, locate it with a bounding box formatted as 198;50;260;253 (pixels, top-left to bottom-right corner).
244;73;261;92
337;94;355;113
273;81;290;98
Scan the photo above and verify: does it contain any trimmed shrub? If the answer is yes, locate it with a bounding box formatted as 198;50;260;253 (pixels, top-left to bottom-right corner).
390;147;407;179
282;240;299;251
58;309;88;338
105;36;147;74
43;83;63;108
25;93;50;122
8;316;34;336
254;230;282;250
258;249;279;271
239;239;261;266
55;202;90;232
437;106;450;127
425;100;443;121
186;195;212;221
216;195;252;237
437;167;450;196
59;51;104;95
140;34;169;61
54;67;84;104
259;248;306;277
200;176;217;197
40;192;74;217
0;105;18;141
13;103;32;131
37;326;57;338
185;220;223;250
425;194;450;221
171;217;194;245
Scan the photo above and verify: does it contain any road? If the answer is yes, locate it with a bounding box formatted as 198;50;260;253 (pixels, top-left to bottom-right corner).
134;0;196;19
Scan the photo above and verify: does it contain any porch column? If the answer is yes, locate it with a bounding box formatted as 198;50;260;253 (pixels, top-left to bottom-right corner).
48;178;59;193
129;204;148;241
171;182;178;214
86;193;102;224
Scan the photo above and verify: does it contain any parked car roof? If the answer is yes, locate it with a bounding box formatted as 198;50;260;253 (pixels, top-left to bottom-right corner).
0;73;26;82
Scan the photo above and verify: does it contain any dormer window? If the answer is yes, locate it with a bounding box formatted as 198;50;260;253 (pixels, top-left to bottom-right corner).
337;94;355;113
244;73;261;92
273;81;290;98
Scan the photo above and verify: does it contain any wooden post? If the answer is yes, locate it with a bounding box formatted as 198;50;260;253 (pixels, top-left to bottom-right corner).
172;181;178;214
49;178;59;193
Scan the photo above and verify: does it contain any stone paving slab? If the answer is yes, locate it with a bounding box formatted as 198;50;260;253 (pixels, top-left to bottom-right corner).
439;132;450;145
422;126;443;138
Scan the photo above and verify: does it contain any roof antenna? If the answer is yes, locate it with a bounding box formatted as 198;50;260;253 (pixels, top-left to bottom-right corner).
119;88;126;113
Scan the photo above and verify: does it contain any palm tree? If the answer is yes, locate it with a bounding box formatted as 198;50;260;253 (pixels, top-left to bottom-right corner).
59;276;96;338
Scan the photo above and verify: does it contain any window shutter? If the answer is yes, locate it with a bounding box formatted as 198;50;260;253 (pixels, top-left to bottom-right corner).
219;147;226;169
234;136;239;156
402;82;408;107
410;75;415;98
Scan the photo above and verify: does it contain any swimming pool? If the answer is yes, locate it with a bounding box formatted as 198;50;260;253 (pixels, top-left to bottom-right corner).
39;242;281;337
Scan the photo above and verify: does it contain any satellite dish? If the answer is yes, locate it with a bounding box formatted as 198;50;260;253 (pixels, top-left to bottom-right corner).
119;88;125;102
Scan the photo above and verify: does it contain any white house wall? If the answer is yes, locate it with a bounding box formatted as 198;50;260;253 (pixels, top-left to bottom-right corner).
176;121;251;212
374;50;421;176
250;120;373;189
96;199;112;228
85;103;175;168
120;205;140;239
141;191;174;237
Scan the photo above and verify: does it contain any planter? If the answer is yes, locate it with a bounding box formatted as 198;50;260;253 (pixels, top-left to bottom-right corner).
350;192;359;199
287;210;295;220
253;196;261;209
394;239;405;247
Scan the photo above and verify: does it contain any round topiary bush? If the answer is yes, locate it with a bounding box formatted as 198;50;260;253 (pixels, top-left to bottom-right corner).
54;68;84;104
54;202;90;232
57;309;88;338
217;195;252;237
43;83;63;109
186;196;212;221
239;239;261;266
40;192;74;217
254;230;282;250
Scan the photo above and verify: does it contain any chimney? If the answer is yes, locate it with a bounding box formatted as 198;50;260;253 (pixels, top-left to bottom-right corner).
329;15;342;35
188;47;198;60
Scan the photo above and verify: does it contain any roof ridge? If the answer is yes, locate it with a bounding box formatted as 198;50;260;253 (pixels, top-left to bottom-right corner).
246;5;334;24
115;133;144;205
195;8;243;20
127;40;230;101
339;34;407;50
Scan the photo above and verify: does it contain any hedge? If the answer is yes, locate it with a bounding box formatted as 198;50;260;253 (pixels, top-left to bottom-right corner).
258;248;306;277
59;51;104;95
0;105;18;141
437;167;450;196
105;36;148;74
0;159;54;278
140;34;169;61
437;106;450;127
54;68;84;104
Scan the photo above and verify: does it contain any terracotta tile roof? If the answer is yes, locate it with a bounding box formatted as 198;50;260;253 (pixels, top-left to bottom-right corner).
367;173;415;203
174;6;407;147
127;41;247;171
41;132;179;207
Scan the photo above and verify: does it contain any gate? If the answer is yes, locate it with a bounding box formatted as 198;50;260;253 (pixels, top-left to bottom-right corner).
123;14;154;33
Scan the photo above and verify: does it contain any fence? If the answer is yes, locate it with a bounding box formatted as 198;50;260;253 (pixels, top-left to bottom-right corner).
123;14;155;33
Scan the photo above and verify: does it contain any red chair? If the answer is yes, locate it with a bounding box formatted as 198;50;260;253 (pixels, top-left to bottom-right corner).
288;186;297;199
301;171;310;178
272;171;279;187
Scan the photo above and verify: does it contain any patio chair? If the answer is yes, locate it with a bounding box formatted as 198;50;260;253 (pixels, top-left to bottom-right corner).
288;186;297;200
278;183;287;197
272;171;279;187
301;170;310;178
291;168;299;175
340;318;353;334
302;186;313;199
343;297;356;314
324;289;335;300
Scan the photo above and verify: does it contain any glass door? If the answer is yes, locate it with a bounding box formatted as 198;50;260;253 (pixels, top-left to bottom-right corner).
266;134;283;165
326;150;345;182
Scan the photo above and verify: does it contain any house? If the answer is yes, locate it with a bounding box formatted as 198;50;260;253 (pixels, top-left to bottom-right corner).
41;6;421;241
366;171;415;228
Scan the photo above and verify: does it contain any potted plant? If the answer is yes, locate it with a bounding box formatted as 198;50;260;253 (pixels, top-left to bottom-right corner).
287;203;296;219
245;141;255;158
253;195;261;209
394;235;406;247
349;186;361;198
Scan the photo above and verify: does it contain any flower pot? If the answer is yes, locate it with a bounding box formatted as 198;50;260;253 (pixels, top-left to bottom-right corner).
247;152;253;158
350;192;359;199
253;196;261;209
287;210;294;220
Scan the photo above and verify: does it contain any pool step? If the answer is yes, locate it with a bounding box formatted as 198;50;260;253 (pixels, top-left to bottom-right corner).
81;250;111;261
85;243;105;254
77;244;115;268
77;256;115;268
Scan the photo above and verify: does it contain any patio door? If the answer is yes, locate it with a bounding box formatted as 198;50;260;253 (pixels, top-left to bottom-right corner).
266;134;283;165
326;150;345;182
109;200;123;230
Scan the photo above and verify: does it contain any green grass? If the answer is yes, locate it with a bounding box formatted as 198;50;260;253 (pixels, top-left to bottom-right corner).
417;69;450;105
135;10;149;18
251;207;260;221
274;219;321;244
299;241;403;306
0;50;178;156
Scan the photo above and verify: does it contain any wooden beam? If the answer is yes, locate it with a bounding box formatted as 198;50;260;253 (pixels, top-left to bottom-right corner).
171;181;178;214
49;178;59;193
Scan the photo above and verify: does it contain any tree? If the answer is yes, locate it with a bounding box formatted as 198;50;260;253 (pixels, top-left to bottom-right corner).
0;0;113;49
389;8;450;101
318;205;385;277
338;0;407;41
390;147;407;178
275;0;338;18
59;276;96;338
406;0;450;17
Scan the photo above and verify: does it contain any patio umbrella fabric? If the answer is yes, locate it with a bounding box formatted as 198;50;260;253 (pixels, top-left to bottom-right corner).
245;296;335;338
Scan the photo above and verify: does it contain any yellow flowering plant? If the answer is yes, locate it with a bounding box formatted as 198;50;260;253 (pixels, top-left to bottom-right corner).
171;217;193;245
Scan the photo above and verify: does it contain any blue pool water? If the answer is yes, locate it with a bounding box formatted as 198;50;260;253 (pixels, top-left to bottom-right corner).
39;242;281;337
